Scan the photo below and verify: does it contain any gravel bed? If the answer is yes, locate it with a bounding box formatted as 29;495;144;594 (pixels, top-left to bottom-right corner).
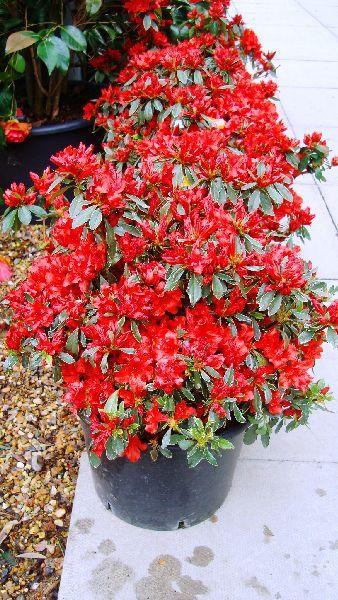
0;228;83;599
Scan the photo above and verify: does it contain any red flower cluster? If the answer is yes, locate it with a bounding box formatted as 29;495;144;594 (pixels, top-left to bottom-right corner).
3;0;336;467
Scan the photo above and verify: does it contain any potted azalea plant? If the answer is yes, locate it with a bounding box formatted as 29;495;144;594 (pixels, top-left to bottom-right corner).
2;0;338;530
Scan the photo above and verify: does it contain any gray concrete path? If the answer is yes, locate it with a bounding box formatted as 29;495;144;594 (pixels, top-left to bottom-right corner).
59;2;338;598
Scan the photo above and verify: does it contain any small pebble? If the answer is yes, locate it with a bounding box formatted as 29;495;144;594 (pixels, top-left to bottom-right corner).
54;519;64;528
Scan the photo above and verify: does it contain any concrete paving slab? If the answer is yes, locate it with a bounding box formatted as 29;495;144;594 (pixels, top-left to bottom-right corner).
58;453;338;600
292;184;338;279
231;8;316;28
242;25;338;61
279;87;338;129
276;60;338;89
296;3;338;29
316;186;338;229
242;342;338;462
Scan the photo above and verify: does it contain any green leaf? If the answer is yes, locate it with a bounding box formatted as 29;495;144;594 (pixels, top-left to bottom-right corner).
89;451;101;468
61;26;87;52
2;209;17;232
224;366;234;385
204;365;220;379
260;192;274;216
104;390;119;414
37;36;70;75
257;162;266;177
59;352;75;364
326;326;338;347
86;0;102;15
0;89;14;119
89;207;102;230
204;448;218;466
66;329;79;355
164;265;185;291
69;194;84;218
258;291;275;311
6;31;39;54
144;100;154;121
72;205;95;228
187;273;202;306
253;387;262;412
248;189;261;212
212;274;225;299
267;294;282;316
181;388;195;402
161;428;172;449
159;446;172;458
216;437;234;450
129;99;140;116
233;404;246;423
3;353;18;370
298;330;315;344
177;69;188;84
193;70;203;84
131;320;142;342
243;426;257;445
153;98;163;112
285;151;299;168
143;14;152;30
266;185;283;206
188;447;204;468
18;205;32;225
29;205;48;218
9;53;26;73
178;438;194;450
274;182;293;201
106;435;125;460
210;177;226;205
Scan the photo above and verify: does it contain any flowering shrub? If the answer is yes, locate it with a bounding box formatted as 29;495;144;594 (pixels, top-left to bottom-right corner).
2;0;338;468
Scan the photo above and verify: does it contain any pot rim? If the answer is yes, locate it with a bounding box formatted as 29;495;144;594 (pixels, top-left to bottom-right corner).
31;118;89;137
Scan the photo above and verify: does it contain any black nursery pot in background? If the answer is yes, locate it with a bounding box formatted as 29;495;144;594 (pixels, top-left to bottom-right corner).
80;414;246;531
0;118;97;192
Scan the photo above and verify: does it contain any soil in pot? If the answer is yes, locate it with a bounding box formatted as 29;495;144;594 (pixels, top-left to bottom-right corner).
80;414;246;531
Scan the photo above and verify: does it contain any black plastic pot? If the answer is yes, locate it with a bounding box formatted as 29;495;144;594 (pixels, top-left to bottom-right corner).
80;415;246;531
0;118;98;192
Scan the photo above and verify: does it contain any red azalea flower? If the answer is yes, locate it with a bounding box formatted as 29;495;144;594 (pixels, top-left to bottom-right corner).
174;401;196;421
3;182;36;207
145;400;168;433
123;435;147;462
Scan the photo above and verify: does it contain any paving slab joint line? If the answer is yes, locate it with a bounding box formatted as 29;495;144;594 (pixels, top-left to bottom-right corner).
293;0;338;41
239;457;338;464
314;180;338;234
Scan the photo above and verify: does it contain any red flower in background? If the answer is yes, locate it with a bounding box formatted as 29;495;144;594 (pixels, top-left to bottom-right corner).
0;257;12;282
1;119;31;143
